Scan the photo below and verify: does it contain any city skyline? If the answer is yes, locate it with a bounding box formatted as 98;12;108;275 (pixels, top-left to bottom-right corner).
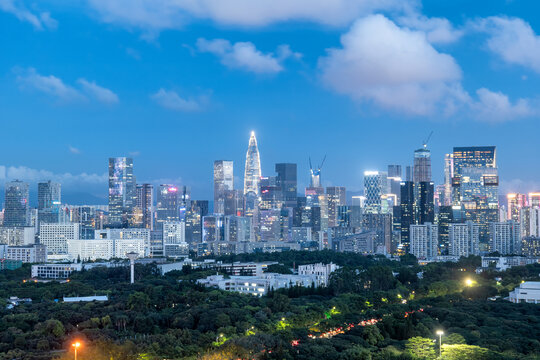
0;134;536;205
2;1;540;202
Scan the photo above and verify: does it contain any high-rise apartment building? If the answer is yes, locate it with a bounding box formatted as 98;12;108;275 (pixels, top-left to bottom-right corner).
410;223;438;259
108;157;136;227
490;220;521;255
213;160;234;214
449;221;479;257
4;180;30;227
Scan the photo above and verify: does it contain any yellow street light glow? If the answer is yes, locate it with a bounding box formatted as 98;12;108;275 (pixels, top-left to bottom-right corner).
72;342;81;348
436;330;444;335
465;279;473;287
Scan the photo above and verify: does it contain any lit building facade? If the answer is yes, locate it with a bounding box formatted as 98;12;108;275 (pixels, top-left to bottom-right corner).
108;157;136;227
213;160;234;214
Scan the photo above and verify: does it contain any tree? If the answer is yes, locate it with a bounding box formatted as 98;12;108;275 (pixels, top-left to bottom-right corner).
128;292;151;311
405;337;436;359
441;344;492;360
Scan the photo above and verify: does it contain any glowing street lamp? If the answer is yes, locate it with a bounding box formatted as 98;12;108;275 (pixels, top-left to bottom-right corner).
465;278;473;287
436;330;444;356
72;341;81;360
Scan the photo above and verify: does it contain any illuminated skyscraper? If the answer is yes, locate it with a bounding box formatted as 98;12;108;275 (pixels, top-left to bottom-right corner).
363;171;388;213
38;181;61;224
452;146;498;243
529;193;540;208
443;154;453;206
4;180;30;227
136;184;153;229
507;193;527;222
213;160;233;214
327;186;346;228
244;131;261;196
155;185;179;230
108;157;136;227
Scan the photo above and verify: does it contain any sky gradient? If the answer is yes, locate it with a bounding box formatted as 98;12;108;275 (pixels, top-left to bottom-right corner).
1;0;540;204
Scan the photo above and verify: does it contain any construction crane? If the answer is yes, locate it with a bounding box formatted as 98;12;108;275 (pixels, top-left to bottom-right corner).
423;131;433;149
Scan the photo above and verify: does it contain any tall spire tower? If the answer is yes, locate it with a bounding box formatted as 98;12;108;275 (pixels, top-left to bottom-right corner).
244;131;262;196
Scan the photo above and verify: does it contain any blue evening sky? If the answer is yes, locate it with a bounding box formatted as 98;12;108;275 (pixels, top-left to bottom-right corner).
1;0;539;203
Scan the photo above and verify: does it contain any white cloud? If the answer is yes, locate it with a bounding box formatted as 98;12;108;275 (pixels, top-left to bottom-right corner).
474;16;540;74
397;13;463;44
196;38;299;74
0;165;107;184
470;88;534;122
151;88;205;112
0;0;57;30
68;146;81;154
319;14;463;115
86;0;416;33
16;68;84;102
78;78;119;104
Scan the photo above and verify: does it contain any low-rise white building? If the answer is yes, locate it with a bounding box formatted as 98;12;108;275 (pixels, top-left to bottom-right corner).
31;263;82;279
298;263;340;286
197;272;319;296
508;282;540;304
63;295;108;302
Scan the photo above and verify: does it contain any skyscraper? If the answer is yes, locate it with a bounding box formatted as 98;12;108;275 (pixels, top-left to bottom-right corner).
363;171;388;213
327;186;346;228
136;184;153;230
275;163;297;208
108;157;136;227
213;160;233;214
243;132;261;196
443;154;453;206
4;180;30;227
452;146;498;244
37;180;61;224
413;146;431;183
387;165;402;204
155;185;179;230
507;193;527;222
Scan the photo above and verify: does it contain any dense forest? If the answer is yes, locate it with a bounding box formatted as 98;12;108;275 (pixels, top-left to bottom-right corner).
0;251;539;359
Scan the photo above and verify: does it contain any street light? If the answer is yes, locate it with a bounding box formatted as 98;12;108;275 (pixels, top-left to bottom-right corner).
436;330;444;357
72;341;81;360
465;278;473;287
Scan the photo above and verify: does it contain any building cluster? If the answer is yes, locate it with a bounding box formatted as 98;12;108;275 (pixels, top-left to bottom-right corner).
196;262;339;296
1;132;539;265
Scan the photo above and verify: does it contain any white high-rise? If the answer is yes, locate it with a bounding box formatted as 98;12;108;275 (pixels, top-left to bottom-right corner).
449;221;479;257
410;223;438;259
243;131;261;197
490;220;522;255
